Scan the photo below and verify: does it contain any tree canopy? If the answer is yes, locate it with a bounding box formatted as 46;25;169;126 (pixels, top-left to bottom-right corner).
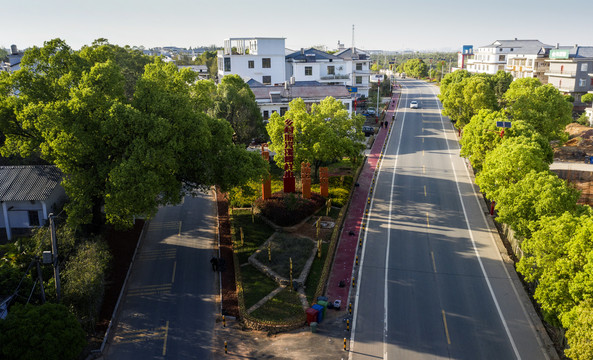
0;39;267;229
266;97;365;179
0;303;86;360
440;75;498;128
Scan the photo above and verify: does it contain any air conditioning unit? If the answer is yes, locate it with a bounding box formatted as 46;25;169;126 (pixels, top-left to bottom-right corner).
338;66;343;70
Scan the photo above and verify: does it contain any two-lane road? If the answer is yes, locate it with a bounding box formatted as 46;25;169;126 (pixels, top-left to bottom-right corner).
350;79;548;360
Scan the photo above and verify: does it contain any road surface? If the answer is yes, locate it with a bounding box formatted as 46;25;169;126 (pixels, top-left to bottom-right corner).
350;78;549;360
105;191;218;360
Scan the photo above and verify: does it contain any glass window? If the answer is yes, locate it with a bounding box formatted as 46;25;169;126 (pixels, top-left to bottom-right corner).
356;76;362;84
248;60;254;69
581;63;589;72
224;57;231;72
579;78;587;87
263;110;269;120
262;58;271;68
280;107;288;116
305;66;312;76
262;76;271;85
356;63;363;71
327;66;335;75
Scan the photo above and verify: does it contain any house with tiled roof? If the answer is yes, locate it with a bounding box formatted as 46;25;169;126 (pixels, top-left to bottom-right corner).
334;47;372;98
467;39;552;75
0;165;65;241
285;48;350;86
249;81;352;121
545;45;593;109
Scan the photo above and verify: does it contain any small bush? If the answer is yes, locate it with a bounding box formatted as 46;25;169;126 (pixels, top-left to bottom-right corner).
255;192;325;227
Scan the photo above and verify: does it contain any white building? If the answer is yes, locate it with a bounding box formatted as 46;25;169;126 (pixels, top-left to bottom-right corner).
335;47;372;98
0;166;65;241
285;48;350;86
217;37;286;85
1;45;24;73
177;65;210;80
467;39;551;75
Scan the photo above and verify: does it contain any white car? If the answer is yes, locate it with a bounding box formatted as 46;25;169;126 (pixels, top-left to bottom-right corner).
410;101;419;109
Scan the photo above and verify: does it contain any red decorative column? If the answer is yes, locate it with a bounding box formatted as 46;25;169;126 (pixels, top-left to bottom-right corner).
283;119;296;193
319;167;329;197
261;143;272;200
301;162;311;199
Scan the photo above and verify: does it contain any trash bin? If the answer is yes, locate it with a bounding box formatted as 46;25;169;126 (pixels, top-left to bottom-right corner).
317;300;328;318
589;156;593;164
317;296;328;303
310;322;318;333
306;308;319;325
312;304;324;322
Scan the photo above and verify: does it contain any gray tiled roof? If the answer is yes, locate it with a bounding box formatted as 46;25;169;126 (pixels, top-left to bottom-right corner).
286;48;340;61
479;40;552;54
0;165;62;201
250;83;350;101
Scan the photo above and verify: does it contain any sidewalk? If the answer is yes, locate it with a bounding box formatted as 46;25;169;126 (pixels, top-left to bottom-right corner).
325;91;400;305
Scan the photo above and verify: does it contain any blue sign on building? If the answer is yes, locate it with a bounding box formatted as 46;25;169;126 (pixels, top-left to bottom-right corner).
347;86;358;93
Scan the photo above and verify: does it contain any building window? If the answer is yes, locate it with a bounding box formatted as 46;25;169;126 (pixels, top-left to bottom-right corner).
499;55;505;62
262;75;271;85
248;60;254;69
305;66;312;76
280;107;288;116
263;110;269;120
356;63;363;71
262;58;271;68
579;79;587;87
28;211;40;227
327;65;335;75
224;57;231;72
581;63;589;72
356;76;362;84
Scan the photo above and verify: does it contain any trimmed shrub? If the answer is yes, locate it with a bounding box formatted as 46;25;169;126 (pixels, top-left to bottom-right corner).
255;192;325;226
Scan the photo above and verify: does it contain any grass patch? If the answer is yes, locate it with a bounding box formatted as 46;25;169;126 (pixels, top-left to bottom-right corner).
241;264;278;310
231;209;275;265
250;287;304;322
254;234;313;279
305;242;329;304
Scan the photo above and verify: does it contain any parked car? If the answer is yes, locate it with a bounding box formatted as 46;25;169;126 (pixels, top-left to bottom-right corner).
409;101;419;109
362;125;375;136
366;108;376;115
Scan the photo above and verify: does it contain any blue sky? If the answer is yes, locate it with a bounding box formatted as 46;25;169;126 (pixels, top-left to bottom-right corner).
4;0;592;51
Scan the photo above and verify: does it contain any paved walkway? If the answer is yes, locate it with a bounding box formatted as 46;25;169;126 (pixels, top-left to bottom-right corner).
551;161;593;172
326;91;400;304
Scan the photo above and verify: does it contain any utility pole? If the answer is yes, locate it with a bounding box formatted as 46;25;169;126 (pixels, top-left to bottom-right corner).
49;214;61;301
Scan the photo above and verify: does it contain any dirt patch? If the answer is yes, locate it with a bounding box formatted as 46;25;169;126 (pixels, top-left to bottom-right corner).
554;123;593;162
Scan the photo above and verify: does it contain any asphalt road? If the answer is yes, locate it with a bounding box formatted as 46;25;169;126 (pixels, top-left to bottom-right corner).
350;78;549;360
104;191;218;360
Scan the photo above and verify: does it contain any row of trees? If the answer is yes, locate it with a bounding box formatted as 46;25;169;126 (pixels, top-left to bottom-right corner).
0;38;268;230
446;71;592;358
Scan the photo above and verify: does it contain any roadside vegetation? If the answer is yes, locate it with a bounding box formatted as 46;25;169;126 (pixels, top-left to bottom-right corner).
440;70;592;359
0;38;268;358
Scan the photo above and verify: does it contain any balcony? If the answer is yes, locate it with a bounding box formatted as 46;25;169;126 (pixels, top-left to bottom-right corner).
320;74;350;80
353;69;372;75
545;71;577;78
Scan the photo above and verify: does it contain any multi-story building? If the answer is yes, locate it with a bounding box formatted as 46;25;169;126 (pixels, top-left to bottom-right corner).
506;46;553;83
545;46;593;108
1;45;24;73
285;48;350;86
467;39;551;75
217;37;286;85
457;45;473;70
335;47;372;98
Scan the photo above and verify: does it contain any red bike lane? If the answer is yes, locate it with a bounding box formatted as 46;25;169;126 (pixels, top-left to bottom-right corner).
326;90;400;306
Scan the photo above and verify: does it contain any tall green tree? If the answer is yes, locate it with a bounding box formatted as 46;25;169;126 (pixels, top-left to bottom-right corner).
564;300;593;360
475;136;550;201
495;170;580;239
439;69;471;100
504;78;572;141
266;97;365;179
0;39;267;229
210;74;266;145
490;70;513;107
440;75;498;128
403;58;428;78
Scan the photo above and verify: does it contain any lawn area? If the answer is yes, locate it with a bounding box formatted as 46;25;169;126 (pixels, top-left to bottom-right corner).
304;242;329;303
231;209;275;265
250;287;304;322
241;264;278;310
254;234;313;279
